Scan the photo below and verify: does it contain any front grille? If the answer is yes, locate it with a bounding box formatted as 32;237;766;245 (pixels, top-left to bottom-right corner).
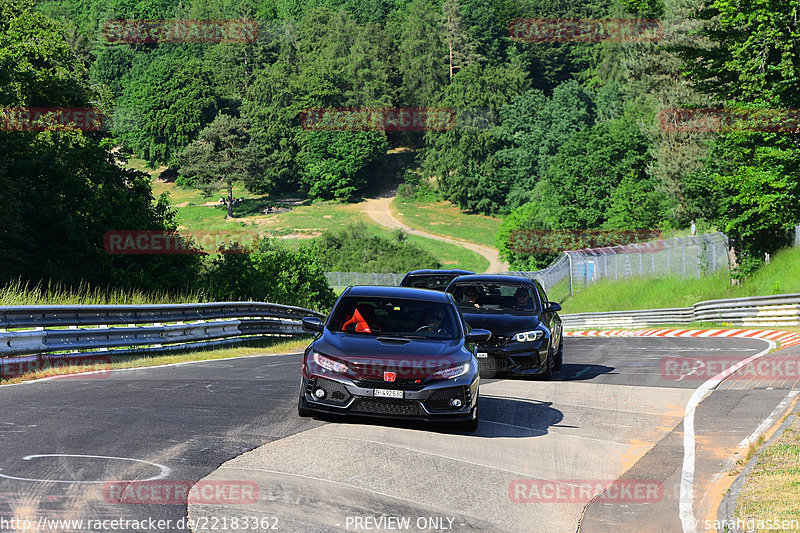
478;356;510;372
509;355;539;370
350;398;425;417
354;379;425;390
311;377;351;405
423;387;468;411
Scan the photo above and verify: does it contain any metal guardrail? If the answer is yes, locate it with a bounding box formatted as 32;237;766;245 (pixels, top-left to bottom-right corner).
562;293;800;329
0;302;325;372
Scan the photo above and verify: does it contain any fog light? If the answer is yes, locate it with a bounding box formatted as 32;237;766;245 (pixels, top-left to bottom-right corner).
450;398;463;408
314;388;326;399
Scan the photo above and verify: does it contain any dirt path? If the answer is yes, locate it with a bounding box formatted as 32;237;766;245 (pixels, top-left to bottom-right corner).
359;196;508;273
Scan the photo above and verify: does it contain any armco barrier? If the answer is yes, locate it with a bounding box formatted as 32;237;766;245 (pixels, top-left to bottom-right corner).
562;293;800;329
0;302;324;373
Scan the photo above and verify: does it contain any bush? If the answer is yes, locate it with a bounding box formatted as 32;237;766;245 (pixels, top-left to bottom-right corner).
202;238;336;311
311;223;440;272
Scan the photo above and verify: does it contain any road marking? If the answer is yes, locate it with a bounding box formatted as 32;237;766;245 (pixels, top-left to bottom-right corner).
679;339;776;533
737;390;799;449
0;454;171;483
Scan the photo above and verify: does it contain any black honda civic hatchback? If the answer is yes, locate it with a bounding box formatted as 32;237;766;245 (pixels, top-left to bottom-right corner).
298;285;490;430
445;275;563;379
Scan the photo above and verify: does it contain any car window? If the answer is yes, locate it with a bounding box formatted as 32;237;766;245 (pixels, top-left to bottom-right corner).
330;296;460;339
451;283;541;313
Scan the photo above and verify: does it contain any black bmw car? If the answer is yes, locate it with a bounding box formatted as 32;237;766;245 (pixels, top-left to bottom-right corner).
445;275;563;379
298;286;490;430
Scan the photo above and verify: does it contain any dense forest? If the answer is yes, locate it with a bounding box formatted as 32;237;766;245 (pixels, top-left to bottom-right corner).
2;0;799;301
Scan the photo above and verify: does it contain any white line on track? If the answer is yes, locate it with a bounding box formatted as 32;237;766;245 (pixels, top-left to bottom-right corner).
679;338;776;533
737;390;799;449
0;454;171;483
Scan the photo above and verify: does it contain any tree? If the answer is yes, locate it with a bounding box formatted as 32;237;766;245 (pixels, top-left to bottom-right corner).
442;0;483;80
0;0;201;291
497;81;596;208
537;116;657;230
394;0;447;106
178;113;261;219
421;52;530;215
114;52;219;168
203;238;336;311
698;129;800;277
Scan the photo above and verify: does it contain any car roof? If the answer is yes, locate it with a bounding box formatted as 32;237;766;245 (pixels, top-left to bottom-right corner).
343;285;454;303
446;274;535;285
403;269;475;276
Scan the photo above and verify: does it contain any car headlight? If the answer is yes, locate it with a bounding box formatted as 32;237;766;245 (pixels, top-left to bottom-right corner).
514;330;544;342
313;352;349;374
432;363;471;380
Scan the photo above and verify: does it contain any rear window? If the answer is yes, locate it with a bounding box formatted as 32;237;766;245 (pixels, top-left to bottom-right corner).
399;274;459;291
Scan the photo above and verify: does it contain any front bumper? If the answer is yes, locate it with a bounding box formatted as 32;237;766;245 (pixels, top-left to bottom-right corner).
475;342;547;375
300;372;479;422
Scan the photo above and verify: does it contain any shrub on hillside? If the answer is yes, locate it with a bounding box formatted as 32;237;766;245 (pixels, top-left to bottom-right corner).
202;238;336;311
311;223;440;273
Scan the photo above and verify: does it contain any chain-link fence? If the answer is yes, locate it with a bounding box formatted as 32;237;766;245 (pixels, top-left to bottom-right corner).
326;233;730;302
324;272;404;289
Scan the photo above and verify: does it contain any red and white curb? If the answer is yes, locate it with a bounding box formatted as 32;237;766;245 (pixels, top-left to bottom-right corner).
566;328;800;349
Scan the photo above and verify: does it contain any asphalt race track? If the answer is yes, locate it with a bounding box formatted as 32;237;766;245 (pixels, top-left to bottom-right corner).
1;337;797;533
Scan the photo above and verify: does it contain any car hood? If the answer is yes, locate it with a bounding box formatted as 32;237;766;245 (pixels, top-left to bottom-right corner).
461;312;541;337
314;332;470;380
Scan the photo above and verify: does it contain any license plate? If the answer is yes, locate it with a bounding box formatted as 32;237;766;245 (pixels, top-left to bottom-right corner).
374;388;403;399
476;352;488;358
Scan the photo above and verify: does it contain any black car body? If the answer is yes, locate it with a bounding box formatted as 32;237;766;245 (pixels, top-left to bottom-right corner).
399;269;475;291
445;275;563;379
298;286;490;430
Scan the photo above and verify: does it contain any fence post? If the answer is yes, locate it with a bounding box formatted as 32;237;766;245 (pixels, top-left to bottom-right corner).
682;243;685;276
651;246;655;276
568;254;573;296
796;224;800;247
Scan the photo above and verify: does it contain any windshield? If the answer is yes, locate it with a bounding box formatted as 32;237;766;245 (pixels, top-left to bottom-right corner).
451;283;541;314
329;296;461;339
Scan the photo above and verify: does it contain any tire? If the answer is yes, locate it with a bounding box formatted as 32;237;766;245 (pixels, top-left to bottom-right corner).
298;394;313;418
553;339;563;372
540;345;553;381
459;405;479;432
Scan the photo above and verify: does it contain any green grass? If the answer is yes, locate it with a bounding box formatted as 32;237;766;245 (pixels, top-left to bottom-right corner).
734;412;800;531
392;197;503;249
560;246;800;313
0;278;203;305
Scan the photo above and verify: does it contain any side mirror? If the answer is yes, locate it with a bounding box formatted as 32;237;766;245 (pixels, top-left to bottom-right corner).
466;328;491;343
544;303;561;313
301;316;324;332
